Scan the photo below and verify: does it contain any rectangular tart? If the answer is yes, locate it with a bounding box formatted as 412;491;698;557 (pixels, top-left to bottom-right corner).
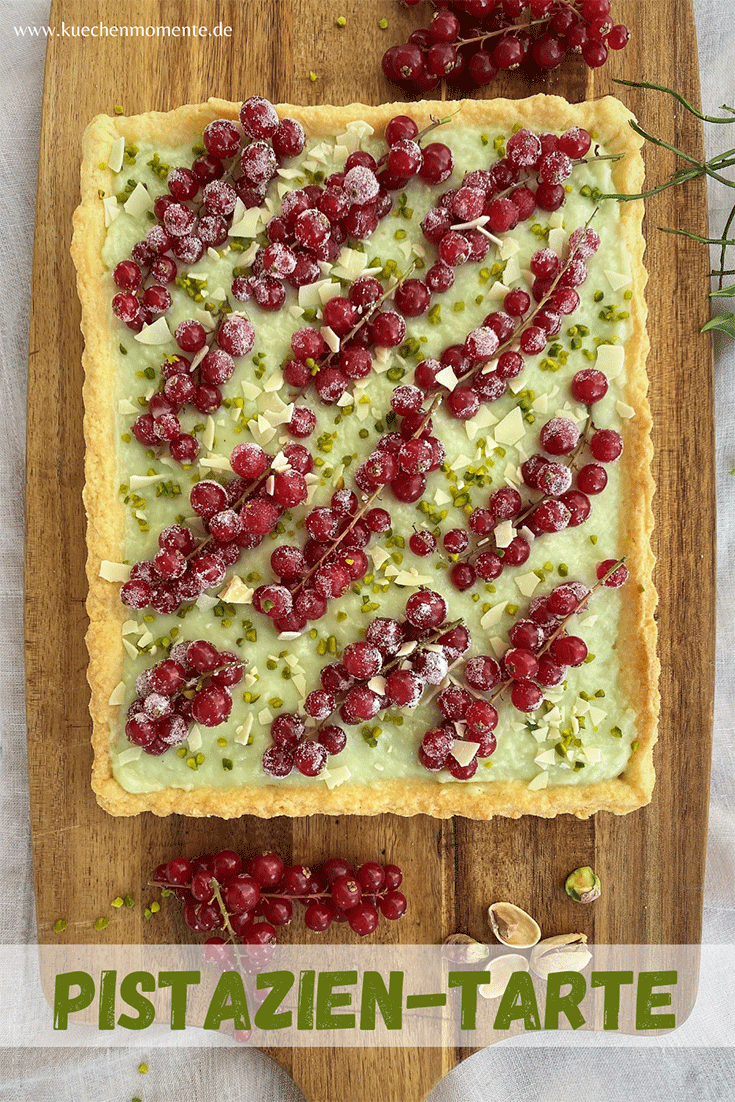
72;94;658;819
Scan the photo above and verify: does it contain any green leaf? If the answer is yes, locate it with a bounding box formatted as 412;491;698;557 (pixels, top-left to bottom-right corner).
702;312;735;337
709;284;735;298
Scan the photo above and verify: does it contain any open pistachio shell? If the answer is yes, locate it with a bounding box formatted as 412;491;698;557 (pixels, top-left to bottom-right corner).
442;933;490;964
478;954;529;1000
488;902;542;948
530;933;592;978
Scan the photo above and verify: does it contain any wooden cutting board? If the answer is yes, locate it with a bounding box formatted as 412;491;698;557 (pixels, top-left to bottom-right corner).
26;1;714;1098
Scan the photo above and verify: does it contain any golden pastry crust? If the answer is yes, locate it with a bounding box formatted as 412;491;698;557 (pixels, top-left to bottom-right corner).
72;94;657;819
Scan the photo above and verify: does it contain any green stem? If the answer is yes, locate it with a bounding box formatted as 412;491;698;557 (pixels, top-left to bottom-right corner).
718;201;735;288
614;78;735;125
658;227;735;246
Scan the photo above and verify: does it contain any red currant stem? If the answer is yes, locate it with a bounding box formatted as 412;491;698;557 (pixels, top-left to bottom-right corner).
148;879;397;904
536;556;627;658
511;412;595;528
288;394;441;599
322;261;418;369
486;557;627;706
415;109;461;146
454;18;549;48
452;217;598;391
184;463;274;560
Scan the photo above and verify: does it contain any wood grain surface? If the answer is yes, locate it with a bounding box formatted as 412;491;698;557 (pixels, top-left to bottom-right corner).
25;2;714;1100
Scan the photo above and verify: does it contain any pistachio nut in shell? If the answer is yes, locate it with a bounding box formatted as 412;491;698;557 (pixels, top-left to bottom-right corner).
478;954;529;1000
565;866;602;903
442;933;490;965
530;933;592;978
487;902;541;948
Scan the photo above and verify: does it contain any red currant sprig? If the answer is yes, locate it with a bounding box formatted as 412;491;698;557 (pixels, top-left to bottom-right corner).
125;640;245;755
151;849;407;939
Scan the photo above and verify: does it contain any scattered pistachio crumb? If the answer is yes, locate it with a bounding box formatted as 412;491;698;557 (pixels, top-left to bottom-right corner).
111;897;124;908
94;916;109;931
53;918;67;933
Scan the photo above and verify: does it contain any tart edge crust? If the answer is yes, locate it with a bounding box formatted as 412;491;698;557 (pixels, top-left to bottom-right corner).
71;94;658;820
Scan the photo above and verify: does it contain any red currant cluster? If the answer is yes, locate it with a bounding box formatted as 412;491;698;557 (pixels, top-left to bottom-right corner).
416;559;629;773
121;441;312;614
152;849;407;939
262;590;471;779
383;1;630;94
125;640;244;754
415;227;600;424
129;314;255;464
421;125;596;281
412;372;622;592
113;97;306;325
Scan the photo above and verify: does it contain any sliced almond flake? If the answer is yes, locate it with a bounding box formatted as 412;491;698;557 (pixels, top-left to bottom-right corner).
545;706;562;725
127;474;162;490
102;196;121;226
384;564;400;579
494;405;525;446
548;227;566;257
265;474;275;496
229;205;262;238
397;641;418;657
249;418;277;446
99;560;131;583
187;726;203;753
604;268;632;291
503;255;521;284
577;614;598;628
200;416;216;452
258;707;273;725
583;747;602;764
494;520;514;549
489;635;506;658
452;740;480;768
507;375;527;395
474;405;498;430
138;630;154;649
123;638;139;659
480;603;506;630
199;455;231;472
588;706;607;726
370;546;391;570
190;346;208;370
122;620;141;637
504;462;520;486
289;305;305;320
318;280;343;306
284;654;299;669
433;488;451;506
374;762;385;771
278;631;303;643
465;421;479;442
218;577;254;604
595;344;625;378
544;689;565;704
134;316;173;345
117;746;143;765
108;680;127;707
187;270;209;283
195;593;219;612
193;307;216;333
616;401;635;419
356;402;372;421
393;569;434;587
435;365;459;391
571;716;580;735
534;748;557;765
108;135;126;172
411;241;427;259
499;235;520;260
323;765;351;789
518;525;536;543
293;674;307;696
336;391;353;407
528;770;549;790
241;380;262;401
234;713;254;745
486;280;511;302
320;325;341;353
124;182;153;217
449;452;473;472
206;247;221;261
515;571;540;598
332;247;369;281
575;697;591;715
532;393;549;414
368;676;387;695
270;451;290;474
240;241;259;267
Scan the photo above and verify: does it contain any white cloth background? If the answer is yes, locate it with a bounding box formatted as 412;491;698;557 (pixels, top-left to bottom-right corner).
0;1;733;1098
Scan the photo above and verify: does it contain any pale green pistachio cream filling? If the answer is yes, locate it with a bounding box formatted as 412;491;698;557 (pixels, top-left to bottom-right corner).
100;117;640;795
